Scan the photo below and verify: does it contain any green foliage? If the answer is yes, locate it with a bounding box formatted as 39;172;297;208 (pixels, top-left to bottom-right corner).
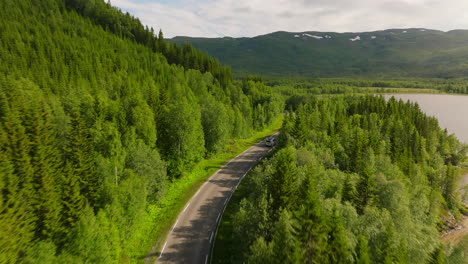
158;97;205;176
327;207;353;263
63;206;113;263
171;30;468;80
356;235;371;264
271;210;301;263
269;146;298;212
428;245;446;264
246;237;274;264
0;0;283;262
215;95;466;263
64;0;232;85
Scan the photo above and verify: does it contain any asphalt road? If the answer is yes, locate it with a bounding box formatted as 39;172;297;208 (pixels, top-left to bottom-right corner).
156;135;277;264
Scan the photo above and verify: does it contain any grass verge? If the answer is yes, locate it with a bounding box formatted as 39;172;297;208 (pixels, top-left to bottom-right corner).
141;116;283;263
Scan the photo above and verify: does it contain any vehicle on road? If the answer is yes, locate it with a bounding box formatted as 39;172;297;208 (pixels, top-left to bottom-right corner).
265;136;276;147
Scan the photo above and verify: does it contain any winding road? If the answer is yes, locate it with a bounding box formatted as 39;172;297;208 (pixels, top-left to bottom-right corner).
155;135;277;264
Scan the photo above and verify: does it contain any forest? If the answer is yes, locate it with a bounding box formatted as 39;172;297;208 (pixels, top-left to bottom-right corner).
0;0;283;262
1;0;467;263
267;77;468;97
214;96;467;264
171;29;468;79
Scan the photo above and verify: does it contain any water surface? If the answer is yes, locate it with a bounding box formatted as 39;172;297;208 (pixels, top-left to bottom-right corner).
383;94;468;143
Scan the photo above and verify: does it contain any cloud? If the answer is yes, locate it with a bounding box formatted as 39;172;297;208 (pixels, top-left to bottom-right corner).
111;0;468;38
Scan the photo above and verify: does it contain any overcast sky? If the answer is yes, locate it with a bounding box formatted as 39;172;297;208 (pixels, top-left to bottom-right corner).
111;0;468;38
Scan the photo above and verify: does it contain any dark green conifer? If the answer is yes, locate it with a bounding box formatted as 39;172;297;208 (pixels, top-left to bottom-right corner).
62;162;86;230
355;235;371;264
327;207;352;263
66;109;99;208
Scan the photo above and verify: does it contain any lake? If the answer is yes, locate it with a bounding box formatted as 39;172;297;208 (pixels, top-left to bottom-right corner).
383;94;468;143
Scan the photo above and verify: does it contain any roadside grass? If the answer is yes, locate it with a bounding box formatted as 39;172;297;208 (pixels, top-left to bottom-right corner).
140;116;283;263
460;167;468;174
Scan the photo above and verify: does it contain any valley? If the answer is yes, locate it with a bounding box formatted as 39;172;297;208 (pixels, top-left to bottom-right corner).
0;0;467;263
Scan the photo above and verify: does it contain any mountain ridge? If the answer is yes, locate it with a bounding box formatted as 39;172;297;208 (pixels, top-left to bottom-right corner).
172;28;448;39
170;28;468;78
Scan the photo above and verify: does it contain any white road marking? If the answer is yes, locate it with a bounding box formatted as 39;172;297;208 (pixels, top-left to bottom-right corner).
171;219;179;232
159;241;167;258
183;202;191;213
155;136;277;263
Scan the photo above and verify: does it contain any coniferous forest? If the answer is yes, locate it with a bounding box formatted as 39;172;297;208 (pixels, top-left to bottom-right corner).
1;0;467;264
0;0;283;262
215;96;467;264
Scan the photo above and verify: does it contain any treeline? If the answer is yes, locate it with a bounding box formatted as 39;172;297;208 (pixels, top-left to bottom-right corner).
0;0;283;262
64;0;233;86
267;78;468;95
218;96;466;263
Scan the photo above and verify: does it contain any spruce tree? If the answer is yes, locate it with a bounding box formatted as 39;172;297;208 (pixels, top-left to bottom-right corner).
269;146;298;213
355;235;371;264
27;99;63;242
0;150;34;262
428;245;446;264
296;185;328;264
62;162;86;231
65;109;99;208
271;210;301;264
327;207;352;263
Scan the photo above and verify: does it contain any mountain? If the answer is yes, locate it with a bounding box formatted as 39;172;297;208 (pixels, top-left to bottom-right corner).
171;29;468;78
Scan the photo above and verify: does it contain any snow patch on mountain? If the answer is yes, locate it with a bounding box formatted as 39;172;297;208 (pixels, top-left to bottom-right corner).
303;33;323;39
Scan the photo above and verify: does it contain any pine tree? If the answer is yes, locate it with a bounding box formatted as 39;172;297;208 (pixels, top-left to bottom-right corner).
442;164;458;210
0;150;35;263
0;94;37;229
327;207;352;263
271;210;301;264
341;174;355;203
65;109;99;208
355;235;371;264
296;186;328;264
292;112;308;146
247;237;273;264
378;225;397;264
428;245;446;264
62;162;86;231
27;99;63;242
269;146;298;213
354;148;376;214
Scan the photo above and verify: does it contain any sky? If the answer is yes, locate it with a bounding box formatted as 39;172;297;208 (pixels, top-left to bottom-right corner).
111;0;468;38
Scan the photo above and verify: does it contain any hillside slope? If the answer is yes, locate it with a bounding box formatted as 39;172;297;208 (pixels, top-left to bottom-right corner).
0;0;283;262
171;29;468;78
